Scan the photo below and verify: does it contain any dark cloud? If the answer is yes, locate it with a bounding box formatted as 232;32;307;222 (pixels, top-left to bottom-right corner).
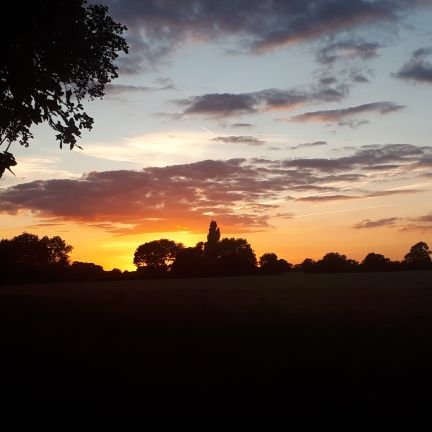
362;164;400;171
232;123;255;128
414;157;432;168
212;136;266;146
317;40;382;64
290;101;405;126
289;141;328;150
413;213;432;223
320;77;338;85
282;143;431;172
357;212;432;232
0;159;277;233
350;73;370;83
1;144;431;234
95;0;432;72
179;93;258;117
394;46;432;84
177;86;346;118
353;217;400;229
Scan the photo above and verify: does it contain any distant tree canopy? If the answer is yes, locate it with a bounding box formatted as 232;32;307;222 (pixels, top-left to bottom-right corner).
319;252;358;273
68;261;105;281
171;244;207;277
133;239;184;274
300;253;358;273
0;233;73;281
403;241;432;270
215;237;257;275
361;253;392;272
0;233;72;267
259;253;292;274
0;0;128;161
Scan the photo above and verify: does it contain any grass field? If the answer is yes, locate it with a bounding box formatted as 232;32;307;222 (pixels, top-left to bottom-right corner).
1;271;431;421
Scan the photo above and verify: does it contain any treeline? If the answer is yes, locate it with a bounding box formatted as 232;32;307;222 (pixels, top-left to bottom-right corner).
0;233;123;283
0;221;431;283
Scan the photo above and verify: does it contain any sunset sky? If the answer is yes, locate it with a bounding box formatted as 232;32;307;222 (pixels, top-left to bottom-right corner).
1;0;432;271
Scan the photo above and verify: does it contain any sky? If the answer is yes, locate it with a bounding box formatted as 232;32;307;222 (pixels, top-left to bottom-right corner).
1;0;432;271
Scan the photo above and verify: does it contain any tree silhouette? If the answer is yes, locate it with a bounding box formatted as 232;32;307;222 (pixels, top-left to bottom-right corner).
215;237;257;275
361;253;391;272
133;239;184;274
318;252;358;273
68;261;105;281
259;252;292;274
205;220;221;258
171;244;206;277
300;253;358;273
0;232;73;281
40;235;73;265
0;0;128;164
404;241;432;270
0;152;17;178
300;258;317;273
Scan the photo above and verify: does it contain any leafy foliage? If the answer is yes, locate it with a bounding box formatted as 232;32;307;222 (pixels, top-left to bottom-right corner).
133;239;184;273
0;233;72;266
0;232;73;282
0;0;128;150
404;241;432;269
361;253;392;272
259;252;292;274
215;237;257;275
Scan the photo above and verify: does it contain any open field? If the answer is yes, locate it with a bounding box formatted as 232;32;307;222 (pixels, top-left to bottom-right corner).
1;271;432;420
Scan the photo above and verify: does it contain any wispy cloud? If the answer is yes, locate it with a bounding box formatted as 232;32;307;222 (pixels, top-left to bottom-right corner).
353;217;401;229
293;204;395;218
290;101;405;126
289;141;328;150
296;189;421;203
354;211;432;231
105;79;176;96
212;136;266;146
317;39;382;64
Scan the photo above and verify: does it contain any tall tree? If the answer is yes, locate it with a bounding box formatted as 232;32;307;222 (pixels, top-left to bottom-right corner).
205;220;221;257
0;0;128;176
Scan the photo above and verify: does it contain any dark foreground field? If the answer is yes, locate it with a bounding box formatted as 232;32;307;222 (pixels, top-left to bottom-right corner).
1;271;432;422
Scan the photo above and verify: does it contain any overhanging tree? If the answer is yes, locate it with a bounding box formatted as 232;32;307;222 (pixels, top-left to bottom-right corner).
0;0;128;175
